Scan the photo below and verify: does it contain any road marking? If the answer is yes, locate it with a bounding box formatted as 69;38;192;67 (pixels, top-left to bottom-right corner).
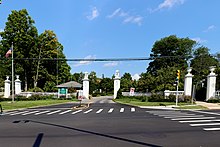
179;119;220;123
96;109;103;114
120;108;124;113
84;109;93;114
47;110;61;115
131;108;135;112
191;110;220;116
59;110;72;115
22;111;39;116
72;110;82;114
34;110;50;115
164;115;204;118
172;117;216;121
158;114;196;117
2;111;19;115
190;123;220;127
10;111;29;116
108;108;114;113
203;128;220;131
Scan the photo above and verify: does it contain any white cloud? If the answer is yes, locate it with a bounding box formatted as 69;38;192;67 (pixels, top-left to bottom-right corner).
204;25;216;32
150;0;185;12
107;8;143;26
103;62;119;67
107;8;121;18
132;74;140;81
74;55;96;67
191;37;207;44
87;7;99;20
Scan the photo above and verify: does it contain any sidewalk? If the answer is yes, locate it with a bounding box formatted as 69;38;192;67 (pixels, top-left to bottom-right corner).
196;101;220;110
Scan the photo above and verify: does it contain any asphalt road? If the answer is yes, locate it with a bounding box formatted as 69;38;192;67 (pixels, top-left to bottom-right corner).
1;100;220;147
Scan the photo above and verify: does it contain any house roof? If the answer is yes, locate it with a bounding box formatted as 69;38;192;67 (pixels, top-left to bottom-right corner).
56;81;82;88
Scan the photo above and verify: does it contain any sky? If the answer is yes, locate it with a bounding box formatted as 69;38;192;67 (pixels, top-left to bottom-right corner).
0;0;220;79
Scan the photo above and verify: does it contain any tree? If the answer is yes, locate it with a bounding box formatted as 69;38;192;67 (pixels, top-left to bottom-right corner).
0;9;38;91
120;73;132;91
99;78;113;94
147;35;196;75
88;71;99;94
191;46;219;83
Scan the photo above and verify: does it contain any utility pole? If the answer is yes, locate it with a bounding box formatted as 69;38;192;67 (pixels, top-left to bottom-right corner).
12;43;14;103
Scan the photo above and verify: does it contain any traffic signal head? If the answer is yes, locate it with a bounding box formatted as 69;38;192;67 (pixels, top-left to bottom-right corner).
176;70;180;80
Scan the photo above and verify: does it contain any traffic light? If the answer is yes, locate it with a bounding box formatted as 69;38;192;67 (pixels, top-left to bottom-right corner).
176;70;180;80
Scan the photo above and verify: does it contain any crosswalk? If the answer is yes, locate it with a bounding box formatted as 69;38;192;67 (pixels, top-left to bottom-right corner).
1;107;136;116
147;110;220;131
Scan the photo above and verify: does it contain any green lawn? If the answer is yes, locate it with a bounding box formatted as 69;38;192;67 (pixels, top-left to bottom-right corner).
114;98;206;109
0;100;73;110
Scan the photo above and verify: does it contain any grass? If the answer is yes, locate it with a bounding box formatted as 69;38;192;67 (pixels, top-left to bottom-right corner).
114;98;203;109
0;99;73;110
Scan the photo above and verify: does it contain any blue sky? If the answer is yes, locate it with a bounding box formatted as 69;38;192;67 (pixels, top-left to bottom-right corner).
0;0;220;79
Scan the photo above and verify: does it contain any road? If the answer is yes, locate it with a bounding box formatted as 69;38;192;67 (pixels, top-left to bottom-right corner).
1;97;220;147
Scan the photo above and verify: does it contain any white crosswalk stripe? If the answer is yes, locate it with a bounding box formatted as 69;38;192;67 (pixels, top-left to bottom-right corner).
59;110;72;115
72;110;82;114
108;108;114;113
131;108;135;112
47;110;61;115
2;107;138;116
120;108;124;113
179;119;220;123
10;111;29;116
84;109;93;114
22;111;39;116
35;110;50;115
96;109;103;114
147;110;220;131
172;117;216;121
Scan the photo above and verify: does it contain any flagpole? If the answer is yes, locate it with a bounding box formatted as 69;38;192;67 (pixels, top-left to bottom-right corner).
12;43;14;102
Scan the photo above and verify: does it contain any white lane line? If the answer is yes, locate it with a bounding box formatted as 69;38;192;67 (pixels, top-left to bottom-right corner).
203;128;220;131
120;108;124;113
72;110;82;114
34;110;50;115
10;111;29;116
180;119;220;123
59;110;72;115
164;115;204;118
96;109;103;114
84;109;93;114
172;117;216;121
131;108;135;112
22;111;39;116
47;110;61;115
190;123;220;127
108;108;114;113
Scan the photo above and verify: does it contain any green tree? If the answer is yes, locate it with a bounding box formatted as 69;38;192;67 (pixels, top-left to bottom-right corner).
120;73;132;92
147;35;196;75
0;9;38;91
191;46;219;83
88;71;99;94
72;72;83;84
99;78;113;94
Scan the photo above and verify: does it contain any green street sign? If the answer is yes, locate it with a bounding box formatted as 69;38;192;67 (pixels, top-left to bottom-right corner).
59;88;67;94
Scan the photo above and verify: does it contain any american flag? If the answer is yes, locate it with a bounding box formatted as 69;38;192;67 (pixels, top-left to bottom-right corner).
5;48;12;57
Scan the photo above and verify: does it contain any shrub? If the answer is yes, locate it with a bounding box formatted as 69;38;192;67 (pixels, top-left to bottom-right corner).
207;98;220;103
116;89;123;99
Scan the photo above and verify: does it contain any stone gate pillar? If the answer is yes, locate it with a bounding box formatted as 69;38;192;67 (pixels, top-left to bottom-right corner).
206;66;217;101
184;67;193;97
4;76;11;98
15;75;21;95
114;70;121;99
83;72;89;99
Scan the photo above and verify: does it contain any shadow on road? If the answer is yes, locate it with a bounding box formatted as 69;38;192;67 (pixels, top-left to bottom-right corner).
13;120;162;147
33;133;44;147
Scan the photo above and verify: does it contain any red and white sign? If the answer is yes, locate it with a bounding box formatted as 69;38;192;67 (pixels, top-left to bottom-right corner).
129;88;135;96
